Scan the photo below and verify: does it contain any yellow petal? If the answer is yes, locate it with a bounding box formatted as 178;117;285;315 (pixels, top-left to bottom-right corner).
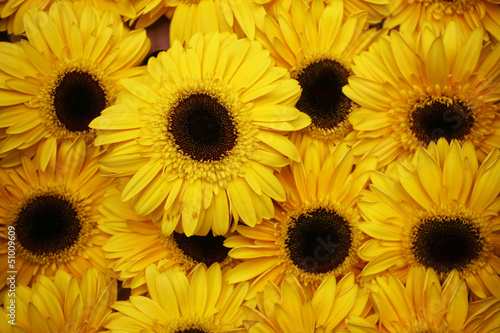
122;162;163;202
426;37;448;87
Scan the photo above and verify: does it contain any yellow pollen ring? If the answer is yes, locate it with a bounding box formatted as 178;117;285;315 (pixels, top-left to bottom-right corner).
7;186;94;265
38;58;116;140
277;201;362;286
390;86;493;152
160;315;219;333
421;0;477;17
149;79;258;187
403;205;493;279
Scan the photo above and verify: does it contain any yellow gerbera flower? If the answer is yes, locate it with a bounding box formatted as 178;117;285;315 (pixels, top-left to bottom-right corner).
99;186;236;295
103;263;249;332
258;0;389;26
90;31;310;236
385;0;500;42
225;142;376;297
359;266;500;333
343;22;500;168
131;0;267;43
0;1;150;169
0;138;115;295
0;268;116;333
357;139;500;299
243;273;374;332
256;0;384;151
0;0;137;35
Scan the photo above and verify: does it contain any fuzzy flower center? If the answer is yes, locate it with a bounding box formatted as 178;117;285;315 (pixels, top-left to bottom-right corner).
10;187;93;265
173;231;230;267
409;97;474;144
54;71;107;132
169;94;238;161
294;58;352;131
411;214;486;275
285;207;353;274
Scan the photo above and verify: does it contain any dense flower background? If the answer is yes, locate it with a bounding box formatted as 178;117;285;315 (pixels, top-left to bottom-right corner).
0;0;500;332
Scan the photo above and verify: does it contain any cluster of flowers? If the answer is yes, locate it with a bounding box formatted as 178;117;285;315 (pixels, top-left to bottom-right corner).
0;0;499;332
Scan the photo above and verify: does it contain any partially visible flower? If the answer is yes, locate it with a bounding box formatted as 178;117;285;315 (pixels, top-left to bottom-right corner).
0;138;116;294
260;0;389;26
344;22;500;168
0;1;150;168
225;143;376;298
132;0;267;43
243;273;374;332
256;0;384;152
0;0;137;34
0;268;116;332
357;139;500;299
99;185;237;295
364;266;500;332
90;31;309;236
385;0;500;42
103;263;249;332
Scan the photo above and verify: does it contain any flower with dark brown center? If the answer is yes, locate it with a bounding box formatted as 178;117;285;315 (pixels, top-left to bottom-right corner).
285;207;352;274
409;98;474;144
295;59;353;132
168;94;238;161
411;216;484;274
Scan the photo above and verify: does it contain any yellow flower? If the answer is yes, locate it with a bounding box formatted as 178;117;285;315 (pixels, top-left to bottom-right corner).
343;22;500;168
0;138;115;294
256;0;384;150
357;139;500;299
103;263;249;332
0;268;116;333
243;273;374;332
225;143;376;298
99;186;236;295
0;1;150;169
90;31;310;236
257;0;389;26
0;0;137;35
385;0;500;42
132;0;267;43
363;266;500;333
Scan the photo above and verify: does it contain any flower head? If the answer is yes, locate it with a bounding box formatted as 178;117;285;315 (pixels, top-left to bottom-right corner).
344;22;500;168
0;1;150;169
91;31;310;236
358;139;500;299
103;263;249;332
225;143;375;297
0;138;116;293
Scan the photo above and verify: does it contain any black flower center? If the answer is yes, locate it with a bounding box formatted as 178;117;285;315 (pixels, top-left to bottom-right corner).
54;71;107;132
295;59;352;130
14;194;82;255
169;94;238;161
286;208;352;274
173;231;230;266
412;216;483;274
177;329;208;333
409;99;474;144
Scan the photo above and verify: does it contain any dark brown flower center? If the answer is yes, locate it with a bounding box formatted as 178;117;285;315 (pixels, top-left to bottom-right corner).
54;71;107;132
168;94;237;161
412;216;483;274
286;207;352;274
15;194;82;255
173;231;230;266
409;99;474;144
295;59;352;130
177;330;208;333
